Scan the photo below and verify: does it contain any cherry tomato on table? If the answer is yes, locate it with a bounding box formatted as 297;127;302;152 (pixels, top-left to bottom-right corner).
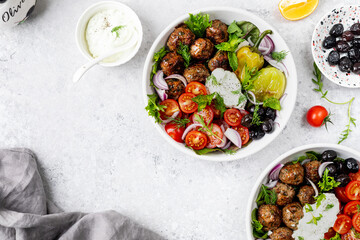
185;82;207;96
178;93;198;114
336;187;352;203
193;106;214;125
233;125;250;145
333;214;352;234
346;181;360;200
185;131;208;150
160;99;181;120
224;108;242;127
306;105;331;127
344;201;360;217
353;213;360;233
165;122;185;143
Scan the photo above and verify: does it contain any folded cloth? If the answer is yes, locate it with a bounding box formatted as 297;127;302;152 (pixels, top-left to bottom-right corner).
0;149;165;240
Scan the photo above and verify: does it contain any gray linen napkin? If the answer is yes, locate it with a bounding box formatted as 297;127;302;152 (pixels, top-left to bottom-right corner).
0;148;165;240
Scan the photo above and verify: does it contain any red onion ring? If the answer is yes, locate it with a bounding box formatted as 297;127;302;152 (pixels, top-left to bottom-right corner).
153;71;169;90
268;164;284;181
162;111;180;124
221;141;231;150
264;180;278;189
165;74;187;87
155;87;168;101
318;162;333;178
181;123;202;140
307;178;319;198
224;128;242;148
263;55;289;78
247;91;263;105
259;35;275;55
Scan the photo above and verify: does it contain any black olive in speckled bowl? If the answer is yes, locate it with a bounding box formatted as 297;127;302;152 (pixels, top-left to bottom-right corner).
339;57;353;72
323;36;337;49
330;23;344;37
348;47;360;63
328;51;340;66
321;150;337;162
344;158;359;173
353;63;360;74
351;23;360;35
336;40;351;53
335;174;351;187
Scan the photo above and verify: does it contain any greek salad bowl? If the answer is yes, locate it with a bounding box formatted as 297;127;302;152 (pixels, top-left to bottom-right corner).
142;7;297;161
246;144;360;240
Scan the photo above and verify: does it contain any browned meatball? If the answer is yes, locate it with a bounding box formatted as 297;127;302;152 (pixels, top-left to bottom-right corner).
304;160;321;183
206;19;229;44
258;204;282;231
279;163;305;185
167;25;195;51
273;182;296;206
183;63;210;83
208;51;231;72
165;78;185;100
297;185;316;205
160;52;185;76
282;202;303;230
190;38;214;60
270;227;294;240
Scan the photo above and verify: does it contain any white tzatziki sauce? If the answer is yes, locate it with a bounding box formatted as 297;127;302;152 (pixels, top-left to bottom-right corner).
85;9;139;63
292;193;340;240
205;68;247;109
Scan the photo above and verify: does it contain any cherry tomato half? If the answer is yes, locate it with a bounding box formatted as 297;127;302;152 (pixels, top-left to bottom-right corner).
324;227;337;239
193;106;214;125
210;103;221;119
350;170;360;181
224;108;242;127
205;123;223;147
233;125;250;145
336;187;352;203
185;82;207;96
160;99;181;120
165;122;185;143
353;213;360;233
306;105;330;127
185;131;208;150
334;214;352;234
346;181;360;201
344;201;360;217
179;93;198;114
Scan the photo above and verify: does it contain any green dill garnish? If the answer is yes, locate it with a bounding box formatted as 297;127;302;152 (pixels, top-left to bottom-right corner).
251;105;263;126
271;50;288;62
166;117;190;129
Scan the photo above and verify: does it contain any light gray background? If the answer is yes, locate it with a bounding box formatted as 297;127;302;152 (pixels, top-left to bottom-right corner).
1;0;359;239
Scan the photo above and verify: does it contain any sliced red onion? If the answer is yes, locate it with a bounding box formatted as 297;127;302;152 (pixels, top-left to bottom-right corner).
224;128;242;148
265;180;278;189
269;164;284;181
181;123;202;140
319;162;333;178
165;74;187;87
162;111;180;124
216;125;228;148
259;35;275;55
263;55;289;78
221;141;231;150
247;91;263;105
155;87;168;101
307;178;319;198
301;159;311;165
207;142;216;149
153;71;168;90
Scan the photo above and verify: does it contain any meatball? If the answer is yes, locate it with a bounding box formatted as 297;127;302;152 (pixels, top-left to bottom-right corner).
270;227;294;240
304;160;321;183
167;25;195;51
190;38;214;60
206;19;229;44
282;202;303;230
208;50;231;72
165;78;185;100
183;63;210;83
297;185;316;205
273;182;296;206
258;204;282;231
279;163;305;185
160;52;185;76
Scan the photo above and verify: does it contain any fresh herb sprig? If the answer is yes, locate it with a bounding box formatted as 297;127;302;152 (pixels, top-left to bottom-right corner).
318;168;340;192
263;97;281;111
312;63;356;144
191;92;227;117
145;94;167;124
177;42;191;68
184;13;212;38
307;213;323;225
251;105;263;126
194;115;223;142
315;193;326;209
111;25;124;38
251;209;268;239
256;184;277;205
150;47;168;87
167;117;190;129
271;50;288;62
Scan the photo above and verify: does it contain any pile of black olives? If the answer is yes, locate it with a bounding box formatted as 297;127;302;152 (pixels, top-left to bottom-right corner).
322;23;360;74
242;104;276;140
320;150;359;188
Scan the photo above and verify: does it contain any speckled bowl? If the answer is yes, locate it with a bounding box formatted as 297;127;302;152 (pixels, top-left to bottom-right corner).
246;143;360;239
312;5;360;88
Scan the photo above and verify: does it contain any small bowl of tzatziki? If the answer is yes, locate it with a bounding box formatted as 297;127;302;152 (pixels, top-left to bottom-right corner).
246;143;360;240
75;1;142;67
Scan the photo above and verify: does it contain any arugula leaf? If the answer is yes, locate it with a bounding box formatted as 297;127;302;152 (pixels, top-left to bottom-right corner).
305;203;313;212
150;47;168;87
251;209;268;239
177;42;191;68
318;168;340;192
315;193;326;209
228;51;238;72
256;184;277;205
325;204;334;211
263;97;281;111
251;105;263;126
192;93;215;111
111;25;124;38
307;213;323;225
145;94;167;124
236;21;260;42
271;50;288;62
184;13;212;38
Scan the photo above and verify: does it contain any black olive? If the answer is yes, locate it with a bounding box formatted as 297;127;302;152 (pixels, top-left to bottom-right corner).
330;23;344;37
249;126;265;140
353;38;360;48
348;47;360;63
261;119;274;133
336;40;351;53
241;114;253;128
325;163;338;177
336;161;346;174
321;150;337;162
257;106;265;119
335;174;351;187
257;129;265;139
322;36;337;49
247;105;256;113
353;63;360;74
265;108;276;121
342;31;355;42
345;158;359;173
328;51;340;66
350;23;360;35
339;57;353;72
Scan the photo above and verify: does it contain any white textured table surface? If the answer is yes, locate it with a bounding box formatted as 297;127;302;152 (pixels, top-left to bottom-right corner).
1;0;359;239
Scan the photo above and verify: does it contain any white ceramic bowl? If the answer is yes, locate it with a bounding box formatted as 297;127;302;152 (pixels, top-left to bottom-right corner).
246;143;360;239
75;1;143;67
142;7;298;161
312;5;360;88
